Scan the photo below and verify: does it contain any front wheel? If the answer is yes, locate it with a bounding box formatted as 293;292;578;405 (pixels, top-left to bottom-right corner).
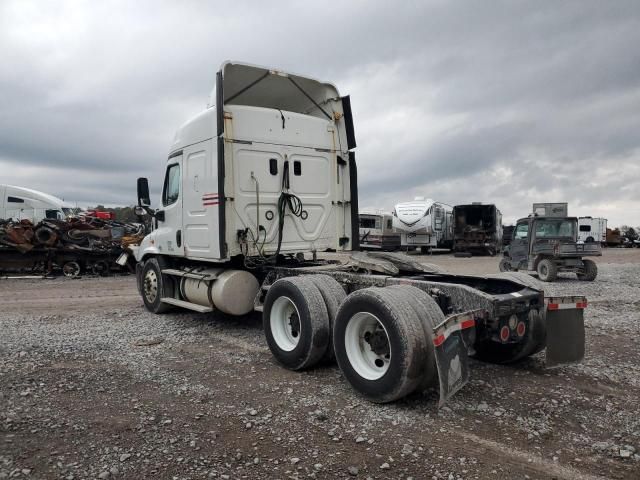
141;258;174;313
577;259;597;281
536;259;558;282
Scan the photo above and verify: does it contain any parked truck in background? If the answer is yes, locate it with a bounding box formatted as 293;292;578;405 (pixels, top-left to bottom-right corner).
392;197;453;253
452;203;502;256
359;208;400;250
131;61;588;405
0;185;74;222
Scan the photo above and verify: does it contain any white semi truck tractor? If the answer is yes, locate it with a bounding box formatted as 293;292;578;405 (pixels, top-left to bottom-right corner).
133;61;588;405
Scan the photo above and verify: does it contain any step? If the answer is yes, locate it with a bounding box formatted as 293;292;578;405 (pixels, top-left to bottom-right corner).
161;297;213;313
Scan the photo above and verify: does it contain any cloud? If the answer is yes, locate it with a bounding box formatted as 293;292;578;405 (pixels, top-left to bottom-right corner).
1;0;639;226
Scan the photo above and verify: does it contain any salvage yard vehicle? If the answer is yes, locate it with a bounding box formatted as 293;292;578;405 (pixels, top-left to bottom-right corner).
452;203;502;256
499;215;601;282
0;217;142;276
0;184;74;223
132;61;588;405
392;197;453;253
359;208;401;250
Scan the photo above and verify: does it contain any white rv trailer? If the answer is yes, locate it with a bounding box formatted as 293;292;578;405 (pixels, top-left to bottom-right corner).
0;184;74;222
577;217;607;244
358;208;400;250
392;197;453;252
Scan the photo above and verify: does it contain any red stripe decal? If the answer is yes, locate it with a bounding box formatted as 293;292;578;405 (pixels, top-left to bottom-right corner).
460;319;475;329
433;334;446;347
547;303;559;311
576;301;587;309
203;202;219;206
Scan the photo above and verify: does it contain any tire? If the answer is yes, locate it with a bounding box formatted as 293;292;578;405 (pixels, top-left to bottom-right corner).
141;257;174;313
474;307;546;364
577;259;597;281
585;236;594;243
62;261;81;278
263;277;330;371
385;285;443;391
420;246;430;254
498;258;512;272
304;275;347;362
536;258;558;282
333;287;428;403
34;226;57;246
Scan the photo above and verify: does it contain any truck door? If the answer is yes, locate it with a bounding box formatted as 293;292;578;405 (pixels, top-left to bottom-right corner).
510;221;530;268
156;159;184;256
181;141;221;259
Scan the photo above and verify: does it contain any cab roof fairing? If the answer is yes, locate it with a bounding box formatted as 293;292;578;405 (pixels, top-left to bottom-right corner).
207;61;343;121
169;61;353;157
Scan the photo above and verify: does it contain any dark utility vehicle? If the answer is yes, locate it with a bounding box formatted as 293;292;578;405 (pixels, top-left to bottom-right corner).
499;215;600;282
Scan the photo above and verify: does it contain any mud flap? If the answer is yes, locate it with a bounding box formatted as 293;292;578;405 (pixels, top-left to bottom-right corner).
433;310;483;407
545;297;586;367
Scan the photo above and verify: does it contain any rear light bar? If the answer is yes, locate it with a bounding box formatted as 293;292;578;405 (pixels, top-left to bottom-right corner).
545;297;587;311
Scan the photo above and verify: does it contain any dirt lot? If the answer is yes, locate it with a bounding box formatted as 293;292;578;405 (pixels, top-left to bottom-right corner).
1;249;639;479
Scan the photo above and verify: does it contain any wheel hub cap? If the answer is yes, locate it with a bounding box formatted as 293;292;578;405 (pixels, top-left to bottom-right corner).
344;312;391;380
144;270;158;302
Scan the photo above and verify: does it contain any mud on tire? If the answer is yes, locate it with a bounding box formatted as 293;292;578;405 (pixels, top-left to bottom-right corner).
304;275;347;362
333;287;428;403
263;277;330;371
385;285;444;391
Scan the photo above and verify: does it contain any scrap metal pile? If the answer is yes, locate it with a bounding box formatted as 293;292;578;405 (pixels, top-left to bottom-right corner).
0;217;144;276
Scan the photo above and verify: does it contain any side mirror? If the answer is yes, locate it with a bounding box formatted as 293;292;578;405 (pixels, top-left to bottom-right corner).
137;178;151;207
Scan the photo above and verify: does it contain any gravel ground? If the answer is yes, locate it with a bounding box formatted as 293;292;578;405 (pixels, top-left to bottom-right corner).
1;249;639;479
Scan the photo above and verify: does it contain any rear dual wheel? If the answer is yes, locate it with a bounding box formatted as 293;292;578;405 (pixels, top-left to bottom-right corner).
263;278;445;402
263;277;331;371
333;286;443;403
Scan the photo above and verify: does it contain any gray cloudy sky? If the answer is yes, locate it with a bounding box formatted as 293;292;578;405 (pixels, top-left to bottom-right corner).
1;0;639;226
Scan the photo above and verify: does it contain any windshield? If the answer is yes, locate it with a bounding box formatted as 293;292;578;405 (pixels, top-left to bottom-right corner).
62;207;74;216
359;216;380;229
534;219;576;238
